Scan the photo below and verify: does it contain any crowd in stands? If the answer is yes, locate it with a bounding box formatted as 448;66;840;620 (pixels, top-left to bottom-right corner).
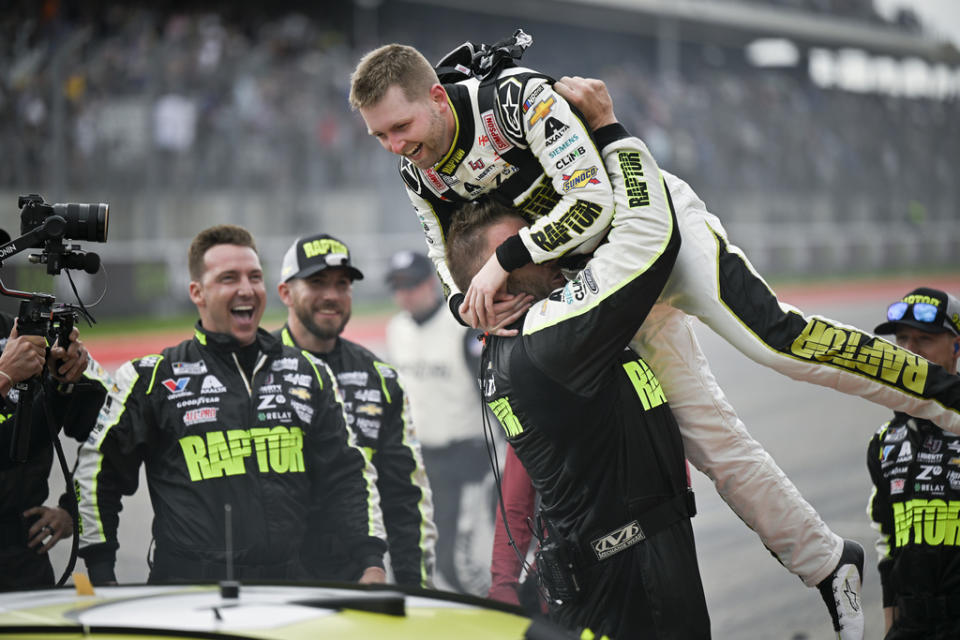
1;0;955;233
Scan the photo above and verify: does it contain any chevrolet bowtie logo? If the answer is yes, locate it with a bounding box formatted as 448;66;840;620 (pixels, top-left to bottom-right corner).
528;97;555;126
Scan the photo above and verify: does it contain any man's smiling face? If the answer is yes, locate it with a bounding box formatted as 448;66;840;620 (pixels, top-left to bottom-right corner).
359;84;453;170
189;243;266;345
283;268;354;345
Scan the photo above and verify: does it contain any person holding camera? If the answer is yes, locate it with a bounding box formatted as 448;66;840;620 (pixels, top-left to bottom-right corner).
74;224;387;585
0;314;108;591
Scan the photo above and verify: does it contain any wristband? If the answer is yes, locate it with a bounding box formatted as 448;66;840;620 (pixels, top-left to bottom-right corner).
0;370;12;386
448;293;469;327
496;235;532;272
593;122;630;149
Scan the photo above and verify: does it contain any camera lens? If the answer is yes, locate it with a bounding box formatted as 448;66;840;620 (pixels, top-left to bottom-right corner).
52;202;109;243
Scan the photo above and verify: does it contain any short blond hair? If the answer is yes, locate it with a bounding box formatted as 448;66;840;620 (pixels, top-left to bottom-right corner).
349;44;439;110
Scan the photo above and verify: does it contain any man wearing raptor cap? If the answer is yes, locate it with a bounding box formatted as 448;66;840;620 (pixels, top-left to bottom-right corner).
276;233;437;588
867;286;960;639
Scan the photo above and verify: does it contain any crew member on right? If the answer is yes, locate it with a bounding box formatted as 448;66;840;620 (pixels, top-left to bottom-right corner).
867;286;960;639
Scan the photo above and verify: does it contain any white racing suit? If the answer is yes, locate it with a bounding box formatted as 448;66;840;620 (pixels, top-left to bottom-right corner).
605;133;842;586
400;64;960;584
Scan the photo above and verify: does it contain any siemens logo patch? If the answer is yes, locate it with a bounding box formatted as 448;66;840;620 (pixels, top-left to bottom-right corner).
548;134;580;158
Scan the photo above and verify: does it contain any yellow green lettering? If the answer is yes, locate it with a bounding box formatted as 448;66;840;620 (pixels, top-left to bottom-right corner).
180;435;210;481
623;359;667;411
945;503;960;545
302;238;348;259
249;428;272;472
891;499;960;548
179;427;305;481
289;428;305;472
791;320;927;394
488;397;524;438
226;429;252;472
269;426;290;473
925;500;946;545
205;431;233;478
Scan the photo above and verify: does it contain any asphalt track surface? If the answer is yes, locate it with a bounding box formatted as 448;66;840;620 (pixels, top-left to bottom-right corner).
49;274;960;639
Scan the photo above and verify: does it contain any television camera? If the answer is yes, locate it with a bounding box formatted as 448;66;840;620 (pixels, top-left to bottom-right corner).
0;194;108;462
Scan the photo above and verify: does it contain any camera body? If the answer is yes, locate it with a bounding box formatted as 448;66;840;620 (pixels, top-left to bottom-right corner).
18;194;109;246
13;194;108;275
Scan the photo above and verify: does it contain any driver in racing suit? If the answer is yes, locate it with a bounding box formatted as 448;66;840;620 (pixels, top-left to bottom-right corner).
350;32;960;435
447;132;708;638
350;34;928;637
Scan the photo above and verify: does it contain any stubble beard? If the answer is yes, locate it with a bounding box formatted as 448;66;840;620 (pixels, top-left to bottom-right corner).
297;304;350;342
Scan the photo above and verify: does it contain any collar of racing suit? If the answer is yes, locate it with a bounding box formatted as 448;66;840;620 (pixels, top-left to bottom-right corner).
434;83;474;177
193;321;283;359
279;324;343;371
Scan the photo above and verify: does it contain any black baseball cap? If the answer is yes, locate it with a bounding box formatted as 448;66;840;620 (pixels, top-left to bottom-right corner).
874;286;960;337
279;233;364;284
385;250;434;290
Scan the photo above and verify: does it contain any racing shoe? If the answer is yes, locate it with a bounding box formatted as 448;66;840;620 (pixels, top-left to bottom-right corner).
817;539;864;640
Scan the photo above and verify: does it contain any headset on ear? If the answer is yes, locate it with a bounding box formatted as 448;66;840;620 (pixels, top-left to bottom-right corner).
954;341;959;355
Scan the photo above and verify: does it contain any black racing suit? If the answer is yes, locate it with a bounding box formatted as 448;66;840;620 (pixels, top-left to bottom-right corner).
276;327;436;587
0;312;109;591
480;137;709;638
867;413;960;639
75;324;385;583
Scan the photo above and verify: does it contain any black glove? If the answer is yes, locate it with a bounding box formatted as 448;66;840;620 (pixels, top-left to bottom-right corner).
448;292;469;327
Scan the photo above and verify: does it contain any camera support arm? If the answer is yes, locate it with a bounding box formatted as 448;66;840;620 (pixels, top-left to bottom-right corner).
0;215;66;268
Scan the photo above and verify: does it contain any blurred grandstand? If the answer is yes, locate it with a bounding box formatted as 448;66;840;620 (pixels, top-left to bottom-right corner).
0;0;956;317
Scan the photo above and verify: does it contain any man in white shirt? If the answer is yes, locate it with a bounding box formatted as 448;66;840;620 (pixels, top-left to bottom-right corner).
385;250;495;596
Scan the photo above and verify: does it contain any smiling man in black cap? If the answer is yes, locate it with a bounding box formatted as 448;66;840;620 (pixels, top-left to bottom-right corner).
867;286;960;639
276;233;437;588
